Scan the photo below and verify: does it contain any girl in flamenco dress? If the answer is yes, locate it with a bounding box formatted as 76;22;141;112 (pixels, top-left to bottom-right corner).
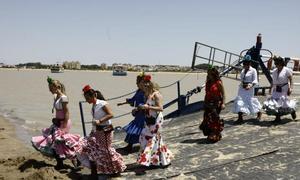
76;85;126;178
31;77;81;170
137;75;173;174
117;72;146;153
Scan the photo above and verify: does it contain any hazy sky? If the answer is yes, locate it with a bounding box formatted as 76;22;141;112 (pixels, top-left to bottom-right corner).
0;0;299;66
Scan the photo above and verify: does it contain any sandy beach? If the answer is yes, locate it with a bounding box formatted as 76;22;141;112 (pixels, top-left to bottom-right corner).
0;116;70;180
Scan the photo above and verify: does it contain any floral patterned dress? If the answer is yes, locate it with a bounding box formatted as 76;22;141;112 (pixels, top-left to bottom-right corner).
137;92;173;167
31;94;81;159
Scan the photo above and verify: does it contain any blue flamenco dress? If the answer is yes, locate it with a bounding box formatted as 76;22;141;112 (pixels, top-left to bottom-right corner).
123;89;146;145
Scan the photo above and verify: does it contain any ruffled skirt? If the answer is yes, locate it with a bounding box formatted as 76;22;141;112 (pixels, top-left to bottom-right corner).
31;120;81;159
232;87;262;115
76;130;126;174
263;96;297;116
123;112;145;145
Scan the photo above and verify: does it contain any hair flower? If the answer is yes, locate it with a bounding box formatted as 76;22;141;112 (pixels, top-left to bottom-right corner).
82;85;92;93
138;71;145;77
144;74;151;82
47;76;54;84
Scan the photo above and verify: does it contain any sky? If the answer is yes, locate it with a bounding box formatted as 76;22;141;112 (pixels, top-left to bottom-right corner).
0;0;299;66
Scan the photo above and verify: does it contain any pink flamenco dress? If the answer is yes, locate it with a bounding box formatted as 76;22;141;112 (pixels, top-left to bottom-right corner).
137;92;173;167
31;95;81;160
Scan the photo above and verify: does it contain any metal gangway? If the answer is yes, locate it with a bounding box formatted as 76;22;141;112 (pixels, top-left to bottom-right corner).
191;34;274;97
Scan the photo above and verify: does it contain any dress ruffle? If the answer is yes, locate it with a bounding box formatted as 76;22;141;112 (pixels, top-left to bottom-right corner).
232;96;262;115
232;86;262;115
123;111;145;144
263;96;297;116
31;121;81;159
76;131;126;174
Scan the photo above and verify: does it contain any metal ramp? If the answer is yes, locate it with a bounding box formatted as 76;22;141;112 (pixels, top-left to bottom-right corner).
191;42;244;77
191;36;274;96
191;42;273;83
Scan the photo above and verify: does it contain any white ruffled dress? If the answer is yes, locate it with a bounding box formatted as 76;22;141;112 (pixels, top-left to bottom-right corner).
232;66;262;115
263;67;297;115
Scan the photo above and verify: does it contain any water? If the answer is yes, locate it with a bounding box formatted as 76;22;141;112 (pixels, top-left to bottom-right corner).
1;68;280;139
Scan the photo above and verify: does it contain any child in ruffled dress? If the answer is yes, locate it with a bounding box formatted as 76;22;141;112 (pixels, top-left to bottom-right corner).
136;75;173;174
117;72;146;153
31;77;81;170
76;85;126;178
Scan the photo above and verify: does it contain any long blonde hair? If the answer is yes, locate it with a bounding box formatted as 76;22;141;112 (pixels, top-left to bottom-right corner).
47;78;66;94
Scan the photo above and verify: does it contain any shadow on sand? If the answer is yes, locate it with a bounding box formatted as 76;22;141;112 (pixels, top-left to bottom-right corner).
116;146;140;156
18;159;53;172
125;162;168;176
225;117;294;127
180;137;210;144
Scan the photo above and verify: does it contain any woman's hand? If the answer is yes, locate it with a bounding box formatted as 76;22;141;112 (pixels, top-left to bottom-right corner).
245;84;252;90
138;104;149;110
288;87;292;96
92;119;99;126
221;103;225;110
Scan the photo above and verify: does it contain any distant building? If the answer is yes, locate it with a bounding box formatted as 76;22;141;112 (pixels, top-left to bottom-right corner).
112;63;133;70
100;63;107;70
133;64;156;72
63;61;81;69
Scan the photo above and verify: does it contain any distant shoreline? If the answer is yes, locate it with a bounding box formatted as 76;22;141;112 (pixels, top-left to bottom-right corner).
0;67;207;74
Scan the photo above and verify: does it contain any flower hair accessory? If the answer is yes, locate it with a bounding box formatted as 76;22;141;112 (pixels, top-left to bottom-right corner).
82;85;92;93
208;64;214;70
47;76;54;84
138;71;145;77
144;74;151;82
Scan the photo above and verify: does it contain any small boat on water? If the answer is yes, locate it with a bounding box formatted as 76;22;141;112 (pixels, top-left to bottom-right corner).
51;64;64;73
112;65;127;76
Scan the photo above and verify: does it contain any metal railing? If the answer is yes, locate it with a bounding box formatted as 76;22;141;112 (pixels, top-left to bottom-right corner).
191;42;244;74
79;80;186;136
